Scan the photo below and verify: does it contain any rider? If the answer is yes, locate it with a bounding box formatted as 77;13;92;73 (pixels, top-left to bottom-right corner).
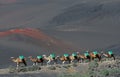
84;51;90;58
19;55;25;60
72;52;77;56
50;53;56;59
37;55;43;60
64;53;69;58
93;50;98;56
108;50;115;60
108;50;113;55
72;52;77;59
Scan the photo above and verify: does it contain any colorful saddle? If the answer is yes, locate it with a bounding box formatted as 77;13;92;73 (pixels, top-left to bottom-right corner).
50;53;55;58
19;55;24;60
108;50;113;55
72;53;77;56
37;56;42;59
64;54;69;57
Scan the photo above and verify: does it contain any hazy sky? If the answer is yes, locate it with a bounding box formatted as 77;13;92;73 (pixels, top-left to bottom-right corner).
0;0;17;4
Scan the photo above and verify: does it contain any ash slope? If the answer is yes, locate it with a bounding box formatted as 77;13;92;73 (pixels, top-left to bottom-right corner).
0;28;74;68
0;0;120;49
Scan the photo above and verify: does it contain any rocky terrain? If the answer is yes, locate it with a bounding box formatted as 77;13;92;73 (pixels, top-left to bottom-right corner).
0;56;120;77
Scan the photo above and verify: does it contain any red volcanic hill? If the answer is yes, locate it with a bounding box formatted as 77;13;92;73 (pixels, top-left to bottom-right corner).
0;28;74;54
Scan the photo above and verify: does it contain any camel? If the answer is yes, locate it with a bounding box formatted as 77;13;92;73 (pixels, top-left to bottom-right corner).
59;56;71;64
69;55;79;63
89;51;101;62
42;55;58;65
11;57;27;69
28;56;44;66
102;51;115;60
59;54;71;64
69;52;83;63
76;52;91;62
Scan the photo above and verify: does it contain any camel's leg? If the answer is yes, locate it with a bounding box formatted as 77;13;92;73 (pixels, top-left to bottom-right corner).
92;57;94;60
36;62;38;65
40;59;44;66
113;56;115;60
86;56;91;62
90;56;92;61
54;59;57;65
97;57;100;62
99;56;101;62
77;58;80;63
111;54;115;60
68;60;71;64
81;58;85;63
62;61;65;64
16;63;19;69
75;56;79;63
41;62;43;66
96;55;101;62
71;60;73;63
47;60;51;65
22;59;27;66
87;56;91;62
33;62;36;66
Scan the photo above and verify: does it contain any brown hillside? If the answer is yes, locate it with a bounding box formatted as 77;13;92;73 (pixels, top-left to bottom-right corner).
0;28;74;53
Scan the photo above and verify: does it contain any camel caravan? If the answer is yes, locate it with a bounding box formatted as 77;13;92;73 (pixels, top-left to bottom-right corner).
10;50;116;69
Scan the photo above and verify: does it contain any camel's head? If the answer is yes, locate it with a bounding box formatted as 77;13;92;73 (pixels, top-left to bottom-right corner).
56;56;60;59
42;55;46;57
60;56;65;59
76;52;80;55
10;57;17;62
56;56;60;58
101;51;105;55
10;57;15;59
